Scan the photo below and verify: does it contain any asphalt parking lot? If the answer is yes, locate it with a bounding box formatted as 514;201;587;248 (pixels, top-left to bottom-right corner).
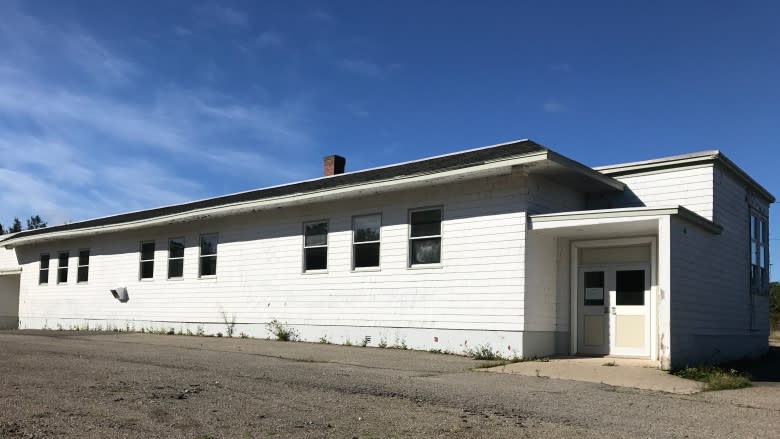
1;331;779;438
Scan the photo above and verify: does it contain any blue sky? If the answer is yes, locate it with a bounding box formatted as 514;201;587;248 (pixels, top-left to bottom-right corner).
0;1;778;277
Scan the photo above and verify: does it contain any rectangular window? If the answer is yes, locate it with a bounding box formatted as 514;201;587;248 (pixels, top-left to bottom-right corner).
168;237;185;279
353;214;381;269
303;221;328;271
583;271;605;306
140;241;155;280
57;251;69;284
409;208;442;266
39;254;50;285
750;213;769;293
199;233;218;277
77;249;90;283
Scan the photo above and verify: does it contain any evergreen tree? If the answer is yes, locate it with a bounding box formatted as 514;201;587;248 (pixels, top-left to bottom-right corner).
8;217;22;233
26;215;47;230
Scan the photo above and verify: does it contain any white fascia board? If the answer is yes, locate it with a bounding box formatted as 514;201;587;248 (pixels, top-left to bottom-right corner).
3;152;548;248
530;206;722;234
594;151;720;173
0;267;21;275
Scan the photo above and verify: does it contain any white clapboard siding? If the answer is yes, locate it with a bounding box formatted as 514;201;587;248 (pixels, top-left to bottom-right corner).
0;244;18;267
668;165;769;366
590;165;715;220
15;174;531;342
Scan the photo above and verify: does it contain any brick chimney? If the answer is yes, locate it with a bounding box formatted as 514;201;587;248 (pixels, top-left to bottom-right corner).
323;155;346;176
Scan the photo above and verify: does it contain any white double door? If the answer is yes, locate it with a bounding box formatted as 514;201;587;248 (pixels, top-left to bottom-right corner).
577;263;650;357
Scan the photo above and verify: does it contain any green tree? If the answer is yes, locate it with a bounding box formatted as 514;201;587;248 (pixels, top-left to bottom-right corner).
0;223;5;235
771;282;780;316
26;215;47;230
8;217;22;233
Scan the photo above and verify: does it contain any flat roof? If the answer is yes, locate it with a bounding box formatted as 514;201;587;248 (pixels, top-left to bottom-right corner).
596;150;775;203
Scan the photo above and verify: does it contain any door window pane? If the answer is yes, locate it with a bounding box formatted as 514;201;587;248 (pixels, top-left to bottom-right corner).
584;271;605;306
616;270;645;305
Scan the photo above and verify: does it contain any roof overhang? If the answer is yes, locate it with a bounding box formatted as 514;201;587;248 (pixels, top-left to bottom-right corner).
530;206;723;235
1;149;623;248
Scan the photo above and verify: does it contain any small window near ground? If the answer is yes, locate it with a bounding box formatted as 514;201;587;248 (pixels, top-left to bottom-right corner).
199;233;218;277
303;221;328;271
750;214;769;294
168;238;185;279
409;208;442;266
77;249;90;283
39;254;50;285
57;251;69;284
140;241;155;280
353;214;381;269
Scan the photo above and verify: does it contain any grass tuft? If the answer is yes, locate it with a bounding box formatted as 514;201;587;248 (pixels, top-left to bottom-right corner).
266;319;299;342
673;366;752;391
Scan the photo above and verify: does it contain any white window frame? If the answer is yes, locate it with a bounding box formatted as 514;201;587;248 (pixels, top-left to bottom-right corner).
198;233;218;278
57;251;69;284
408;206;443;268
139;240;155;281
750;213;769;293
77;249;90;284
303;220;329;273
168;237;185;280
352;213;381;271
39;253;50;285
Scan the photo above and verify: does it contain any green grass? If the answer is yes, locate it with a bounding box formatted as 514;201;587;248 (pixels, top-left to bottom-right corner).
673;366;752;391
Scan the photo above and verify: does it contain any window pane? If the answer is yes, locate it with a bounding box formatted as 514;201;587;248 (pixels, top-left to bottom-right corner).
140;261;154;279
751;242;758;265
354;243;380;268
304;222;328;246
758;220;764;243
78;250;90;266
200;256;217;276
77;266;89;283
751;216;757;239
410;238;441;264
760;245;766;268
584;271;605;306
616;270;645;305
57;268;68;284
354;215;381;242
305;247;327;271
39;269;48;285
141;242;155;260
200;234;218;256
40;255;50;270
168;259;184;278
169;239;185;258
410;209;441;237
58;252;69;267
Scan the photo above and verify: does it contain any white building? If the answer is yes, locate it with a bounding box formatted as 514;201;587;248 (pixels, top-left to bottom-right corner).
0;139;773;369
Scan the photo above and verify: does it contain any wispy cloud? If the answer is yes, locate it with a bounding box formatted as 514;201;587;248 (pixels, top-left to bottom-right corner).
256;30;285;48
543;101;569;113
195;3;249;28
550;62;571;72
337;58;399;79
0;3;318;226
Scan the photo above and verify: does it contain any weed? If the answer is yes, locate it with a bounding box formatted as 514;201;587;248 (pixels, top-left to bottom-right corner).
265;320;298;342
673;366;751;390
196;326;205;337
429;348;443;354
167;328;175;335
318;335;330;344
239;332;250;339
216;332;223;338
377;337;388;349
466;344;501;360
220;310;237;338
360;337;370;347
186;328;194;336
56;323;63;331
344;339;353;346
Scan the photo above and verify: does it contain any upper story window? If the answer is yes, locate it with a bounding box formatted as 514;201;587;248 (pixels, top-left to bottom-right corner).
39;254;50;285
140;241;155;280
409;208;442;266
168;237;185;279
77;249;90;283
751;214;769;293
353;214;381;269
199;233;218;277
303;220;328;271
57;251;69;284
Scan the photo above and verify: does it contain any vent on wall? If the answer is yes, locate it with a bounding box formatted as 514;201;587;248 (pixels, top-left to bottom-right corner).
110;287;129;303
